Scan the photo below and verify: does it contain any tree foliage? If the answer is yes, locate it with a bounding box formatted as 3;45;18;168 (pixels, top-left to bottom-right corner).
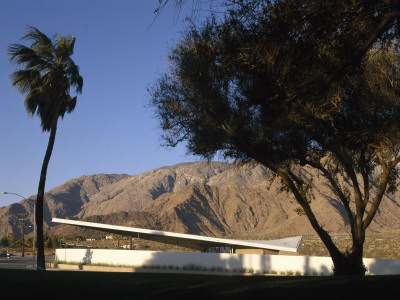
150;1;400;275
9;27;83;131
0;236;10;247
46;236;59;249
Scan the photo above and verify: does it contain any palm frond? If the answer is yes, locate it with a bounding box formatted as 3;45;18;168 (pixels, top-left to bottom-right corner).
23;26;53;52
65;61;83;93
10;69;42;94
55;34;76;59
23;88;42;116
8;26;83;132
67;96;77;112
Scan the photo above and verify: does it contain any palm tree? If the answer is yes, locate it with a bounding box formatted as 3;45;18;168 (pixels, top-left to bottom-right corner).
8;26;83;270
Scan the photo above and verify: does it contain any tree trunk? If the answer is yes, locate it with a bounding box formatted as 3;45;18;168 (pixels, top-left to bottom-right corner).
331;249;366;276
277;169;367;276
36;118;58;270
304;214;366;275
329;229;366;276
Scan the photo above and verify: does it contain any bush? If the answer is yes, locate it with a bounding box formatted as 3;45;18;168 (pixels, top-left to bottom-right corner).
51;236;59;248
0;236;9;247
46;238;53;248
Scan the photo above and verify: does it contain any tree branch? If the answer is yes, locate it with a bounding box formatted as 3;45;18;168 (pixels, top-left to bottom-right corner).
276;168;343;259
305;159;355;228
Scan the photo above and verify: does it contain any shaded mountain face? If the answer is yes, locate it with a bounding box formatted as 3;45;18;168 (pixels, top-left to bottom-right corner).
0;173;129;237
1;161;400;239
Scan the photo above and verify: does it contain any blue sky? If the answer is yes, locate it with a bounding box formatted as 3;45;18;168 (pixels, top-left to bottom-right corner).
0;1;205;206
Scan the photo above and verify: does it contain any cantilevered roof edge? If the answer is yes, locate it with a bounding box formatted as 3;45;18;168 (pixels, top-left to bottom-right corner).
52;218;302;252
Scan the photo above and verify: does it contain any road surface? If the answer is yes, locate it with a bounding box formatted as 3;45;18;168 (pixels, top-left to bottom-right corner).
0;255;54;270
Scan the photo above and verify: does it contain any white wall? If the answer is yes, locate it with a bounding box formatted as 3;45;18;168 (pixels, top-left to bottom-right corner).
55;249;400;275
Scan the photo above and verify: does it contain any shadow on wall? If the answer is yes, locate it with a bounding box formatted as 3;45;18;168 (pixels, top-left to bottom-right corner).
55;249;400;275
138;250;252;272
82;249;94;265
303;255;331;276
139;251;332;275
366;257;400;275
55;248;333;275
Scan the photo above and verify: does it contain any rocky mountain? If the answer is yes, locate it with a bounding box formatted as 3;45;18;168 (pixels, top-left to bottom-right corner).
1;161;400;239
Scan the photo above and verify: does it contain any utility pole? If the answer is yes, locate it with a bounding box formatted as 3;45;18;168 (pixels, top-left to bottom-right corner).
18;212;28;257
32;202;36;268
1;192;35;266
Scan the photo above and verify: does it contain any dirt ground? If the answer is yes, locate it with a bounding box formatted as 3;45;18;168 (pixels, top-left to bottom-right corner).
298;232;400;259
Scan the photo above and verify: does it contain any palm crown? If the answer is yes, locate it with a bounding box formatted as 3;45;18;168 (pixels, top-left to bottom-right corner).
8;26;83;131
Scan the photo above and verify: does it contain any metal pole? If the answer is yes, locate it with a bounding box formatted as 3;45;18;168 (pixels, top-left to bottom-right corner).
21;216;25;257
32;202;36;268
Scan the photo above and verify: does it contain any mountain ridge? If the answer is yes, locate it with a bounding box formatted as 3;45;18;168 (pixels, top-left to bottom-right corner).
1;161;400;239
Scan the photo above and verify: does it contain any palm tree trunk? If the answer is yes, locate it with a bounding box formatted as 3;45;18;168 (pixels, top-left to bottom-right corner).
36;117;58;270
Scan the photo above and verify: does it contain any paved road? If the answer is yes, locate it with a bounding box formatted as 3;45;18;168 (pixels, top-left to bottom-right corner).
0;255;54;270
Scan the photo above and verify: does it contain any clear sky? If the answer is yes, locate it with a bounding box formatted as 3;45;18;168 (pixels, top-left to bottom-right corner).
0;1;204;206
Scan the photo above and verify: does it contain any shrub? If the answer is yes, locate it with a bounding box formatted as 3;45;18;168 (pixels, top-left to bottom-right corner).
0;236;9;247
246;268;254;273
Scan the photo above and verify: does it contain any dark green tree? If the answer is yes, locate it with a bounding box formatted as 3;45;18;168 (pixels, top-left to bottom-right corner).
46;237;53;249
46;236;58;249
150;1;400;275
26;237;33;248
6;233;17;247
8;26;83;270
51;236;59;249
0;236;10;247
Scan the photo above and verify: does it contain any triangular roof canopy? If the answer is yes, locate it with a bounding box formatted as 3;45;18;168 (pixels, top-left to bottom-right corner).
52;218;302;253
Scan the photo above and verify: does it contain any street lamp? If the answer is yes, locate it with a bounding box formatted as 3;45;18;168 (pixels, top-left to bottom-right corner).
1;191;36;267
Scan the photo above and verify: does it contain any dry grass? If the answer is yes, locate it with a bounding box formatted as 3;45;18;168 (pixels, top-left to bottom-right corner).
298;232;400;259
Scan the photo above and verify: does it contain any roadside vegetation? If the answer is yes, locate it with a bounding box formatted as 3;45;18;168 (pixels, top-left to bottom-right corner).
299;232;400;260
0;233;59;256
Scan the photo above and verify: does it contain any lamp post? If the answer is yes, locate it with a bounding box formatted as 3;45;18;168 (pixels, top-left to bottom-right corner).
1;191;35;266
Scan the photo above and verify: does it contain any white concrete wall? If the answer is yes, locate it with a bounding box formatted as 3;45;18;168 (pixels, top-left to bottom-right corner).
55;249;400;275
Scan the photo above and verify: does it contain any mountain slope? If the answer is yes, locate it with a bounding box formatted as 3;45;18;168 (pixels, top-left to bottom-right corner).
1;161;400;239
76;162;233;219
0;173;129;237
